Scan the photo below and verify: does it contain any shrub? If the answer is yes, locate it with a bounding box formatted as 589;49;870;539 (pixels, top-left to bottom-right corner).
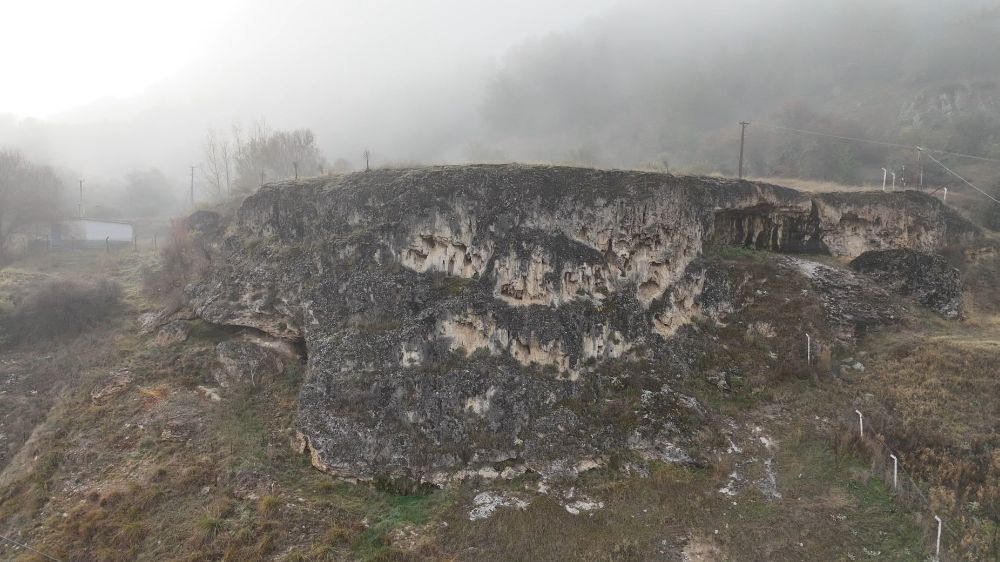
142;231;211;307
1;278;122;343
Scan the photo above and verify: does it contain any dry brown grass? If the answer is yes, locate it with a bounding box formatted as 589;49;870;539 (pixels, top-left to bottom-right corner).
749;175;875;193
137;384;172;409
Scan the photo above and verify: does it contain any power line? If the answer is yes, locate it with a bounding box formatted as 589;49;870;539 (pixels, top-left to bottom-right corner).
755;121;1000;205
756;122;1000;165
0;533;64;562
921;150;1000;205
758;123;916;151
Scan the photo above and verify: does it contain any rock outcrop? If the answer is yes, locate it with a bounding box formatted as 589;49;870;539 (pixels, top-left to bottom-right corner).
850;249;963;319
778;256;902;341
185;164;978;486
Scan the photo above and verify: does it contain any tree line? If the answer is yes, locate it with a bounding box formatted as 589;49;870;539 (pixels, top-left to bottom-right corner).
0;150;63;263
201;121;332;200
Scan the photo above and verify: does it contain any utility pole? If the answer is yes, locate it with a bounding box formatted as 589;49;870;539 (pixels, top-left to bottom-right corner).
293;161;299;180
363;149;371;172
891;172;896;190
738;121;749;179
917;149;924;187
78;179;84;218
189;166;195;207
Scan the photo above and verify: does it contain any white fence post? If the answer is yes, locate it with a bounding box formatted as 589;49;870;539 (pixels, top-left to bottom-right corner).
855;409;863;438
935;515;942;561
806;333;811;365
889;453;898;490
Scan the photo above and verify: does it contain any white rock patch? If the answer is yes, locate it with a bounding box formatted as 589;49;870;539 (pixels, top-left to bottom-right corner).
564;498;605;515
468;491;529;521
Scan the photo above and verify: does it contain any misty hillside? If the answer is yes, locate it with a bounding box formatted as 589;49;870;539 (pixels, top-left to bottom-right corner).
480;1;1000;171
3;0;1000;193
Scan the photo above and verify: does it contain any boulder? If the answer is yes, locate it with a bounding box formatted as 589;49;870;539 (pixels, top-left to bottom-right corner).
152;320;191;347
91;369;134;403
213;340;285;387
187;210;224;236
849;249;962;319
137;312;165;335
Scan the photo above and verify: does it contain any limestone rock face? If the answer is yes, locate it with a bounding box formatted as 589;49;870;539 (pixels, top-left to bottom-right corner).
850;249;963;319
185;164;978;485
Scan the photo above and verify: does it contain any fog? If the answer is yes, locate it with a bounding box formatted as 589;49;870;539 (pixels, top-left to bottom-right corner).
2;0;999;215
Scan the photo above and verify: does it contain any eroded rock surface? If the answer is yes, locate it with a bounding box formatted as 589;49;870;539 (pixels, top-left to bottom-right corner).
185;164;978;485
850;249;963;319
778;256;902;341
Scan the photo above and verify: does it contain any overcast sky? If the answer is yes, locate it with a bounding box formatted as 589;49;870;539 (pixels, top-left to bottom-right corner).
2;0;622;119
2;0;997;197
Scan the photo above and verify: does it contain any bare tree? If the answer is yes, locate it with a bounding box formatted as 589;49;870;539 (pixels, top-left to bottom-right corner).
202;128;233;200
0;150;63;264
201;120;328;198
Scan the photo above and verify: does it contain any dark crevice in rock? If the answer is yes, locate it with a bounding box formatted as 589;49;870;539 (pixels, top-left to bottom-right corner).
711;203;829;254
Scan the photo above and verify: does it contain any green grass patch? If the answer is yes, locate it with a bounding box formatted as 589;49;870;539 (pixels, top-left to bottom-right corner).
354;492;441;560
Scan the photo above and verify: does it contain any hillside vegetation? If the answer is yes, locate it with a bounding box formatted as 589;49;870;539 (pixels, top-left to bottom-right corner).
0;168;998;561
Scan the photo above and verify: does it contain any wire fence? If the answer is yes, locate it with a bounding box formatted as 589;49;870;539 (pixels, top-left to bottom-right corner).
18;235;167;258
835;407;966;561
0;533;64;562
799;330;977;561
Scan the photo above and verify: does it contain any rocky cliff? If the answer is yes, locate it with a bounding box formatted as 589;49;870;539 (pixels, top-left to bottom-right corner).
185;164;978;487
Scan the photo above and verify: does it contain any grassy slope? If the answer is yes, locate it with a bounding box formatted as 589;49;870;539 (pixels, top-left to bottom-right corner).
0;242;996;561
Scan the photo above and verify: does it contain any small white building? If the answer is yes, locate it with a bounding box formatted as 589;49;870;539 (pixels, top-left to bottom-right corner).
51;218;134;247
